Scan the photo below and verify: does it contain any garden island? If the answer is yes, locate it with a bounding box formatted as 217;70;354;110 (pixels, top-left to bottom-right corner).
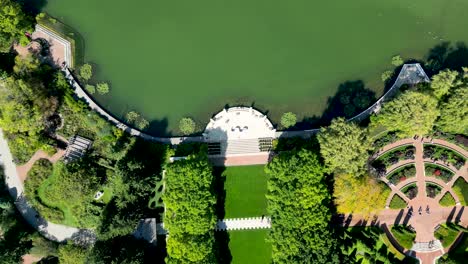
0;0;467;264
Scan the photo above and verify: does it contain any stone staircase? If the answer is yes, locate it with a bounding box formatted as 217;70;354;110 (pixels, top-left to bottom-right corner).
410;240;443;252
224;138;261;155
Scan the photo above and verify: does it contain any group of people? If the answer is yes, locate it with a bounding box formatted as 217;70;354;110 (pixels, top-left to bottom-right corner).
407;205;430;217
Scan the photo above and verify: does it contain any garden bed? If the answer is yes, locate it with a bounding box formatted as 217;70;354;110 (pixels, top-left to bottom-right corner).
452;177;468;206
424;163;454;183
423;144;466;169
439;192;456;207
435;224;465;248
387;164;416;185
389;194;407;209
391;225;416;249
426;182;442;198
375;144;415;167
401;183;418;200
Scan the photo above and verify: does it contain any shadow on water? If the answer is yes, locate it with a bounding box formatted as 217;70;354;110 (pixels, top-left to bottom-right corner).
147;118;170;137
294;80;376;130
15;0;48;16
425;42;468;74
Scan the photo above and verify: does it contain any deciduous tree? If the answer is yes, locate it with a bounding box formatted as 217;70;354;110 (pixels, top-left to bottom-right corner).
318;118;370;176
370;91;439;138
265;149;338;263
430;69;460;99
436;87;468;134
0;0;34;52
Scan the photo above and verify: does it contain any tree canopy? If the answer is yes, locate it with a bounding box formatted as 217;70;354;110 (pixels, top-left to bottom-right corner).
318;118;370;176
333;174;390;219
265;149;338;263
370;91;439;138
0;0;34;52
436;86;468;134
163;152;216;263
430;69;460;99
280;112;297;128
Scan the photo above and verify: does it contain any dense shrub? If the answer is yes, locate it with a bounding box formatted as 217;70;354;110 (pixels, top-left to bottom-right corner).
401;184;418;200
423;144;465;169
79;63;92;81
375;145;415;168
425;164;454;183
426;182;442;198
280;112;297;128
452;177;468;206
178;117;196;135
387;165;416;185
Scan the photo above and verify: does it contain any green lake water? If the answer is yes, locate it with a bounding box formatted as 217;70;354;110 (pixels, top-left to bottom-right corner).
44;0;468;135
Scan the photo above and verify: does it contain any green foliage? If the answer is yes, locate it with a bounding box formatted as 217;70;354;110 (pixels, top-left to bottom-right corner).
135;117;149;130
381;70;393;82
439;192;456;207
318;118;371;176
85;84;95;94
387;164;416;185
391;225;416;249
424;164;454;183
430;69;460;99
79;63;93;81
435;224;462;248
452;177;468;206
164;153;216;263
0;166;34;263
41;162;103;228
125;111;139;123
389;194;406;209
334;174;390;218
265;149;338;263
96;82;110;95
436;87;468;134
178;117;196;135
0;0;34;52
340;227;405;264
29;234;58;258
370;91;439;138
57;243;88;264
391;55;404;66
280;112;297;128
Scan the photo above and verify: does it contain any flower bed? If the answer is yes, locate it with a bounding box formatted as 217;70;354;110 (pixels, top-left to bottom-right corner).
426;182;442;198
423;144;466;170
425;163;454;183
375;145;416;167
401;183;418;200
387;165;416;185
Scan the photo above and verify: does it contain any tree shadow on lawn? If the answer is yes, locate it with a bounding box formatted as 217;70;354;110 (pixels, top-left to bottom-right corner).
212;166;233;263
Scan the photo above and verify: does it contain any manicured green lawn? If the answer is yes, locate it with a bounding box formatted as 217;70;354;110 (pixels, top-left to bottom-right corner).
222;165;268;218
389;194;407;209
435;224;463;248
391;225;416;249
439;192;456;207
452;177;468;206
439;232;468;263
229;230;271;264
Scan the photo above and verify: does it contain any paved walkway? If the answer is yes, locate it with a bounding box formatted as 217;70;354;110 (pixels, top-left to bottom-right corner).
0;129;96;244
216;217;271;231
350;137;468;264
16;149;65;183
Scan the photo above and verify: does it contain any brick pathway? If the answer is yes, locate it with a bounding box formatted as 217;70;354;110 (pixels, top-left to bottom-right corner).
350;137;468;264
16;149;65;183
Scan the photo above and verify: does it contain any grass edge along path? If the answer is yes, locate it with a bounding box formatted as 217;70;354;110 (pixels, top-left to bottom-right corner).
228;229;271;264
452;177;468;206
439;192;456;207
389;194;407;209
390;225;416;249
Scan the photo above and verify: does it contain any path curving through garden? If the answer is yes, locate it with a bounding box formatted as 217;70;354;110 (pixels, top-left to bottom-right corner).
356;137;468;264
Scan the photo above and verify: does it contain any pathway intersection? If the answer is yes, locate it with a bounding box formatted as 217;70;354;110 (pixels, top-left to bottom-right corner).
345;137;467;264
